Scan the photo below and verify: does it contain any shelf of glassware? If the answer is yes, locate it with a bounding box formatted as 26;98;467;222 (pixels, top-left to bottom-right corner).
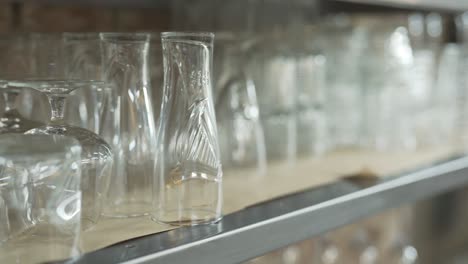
335;0;468;11
75;154;468;264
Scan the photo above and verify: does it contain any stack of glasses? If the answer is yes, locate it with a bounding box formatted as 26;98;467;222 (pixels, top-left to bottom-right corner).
0;32;223;263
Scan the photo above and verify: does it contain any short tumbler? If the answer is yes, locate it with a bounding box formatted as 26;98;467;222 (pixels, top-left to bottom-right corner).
0;134;82;264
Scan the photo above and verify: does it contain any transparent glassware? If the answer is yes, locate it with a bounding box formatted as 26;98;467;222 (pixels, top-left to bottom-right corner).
10;80;113;231
429;44;460;145
456;14;468;146
0;34;44;134
100;33;157;218
149;33;164;124
248;32;297;163
360;26;415;150
296;50;328;156
155;32;222;225
63;33;110;134
321;27;364;149
0;134;82;264
214;33;266;173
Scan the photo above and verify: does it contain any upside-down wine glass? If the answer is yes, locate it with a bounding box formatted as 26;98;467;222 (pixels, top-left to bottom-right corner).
10;79;113;231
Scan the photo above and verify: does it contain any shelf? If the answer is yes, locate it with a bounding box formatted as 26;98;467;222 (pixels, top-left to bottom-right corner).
7;0;171;8
74;154;468;264
333;0;468;12
11;0;468;11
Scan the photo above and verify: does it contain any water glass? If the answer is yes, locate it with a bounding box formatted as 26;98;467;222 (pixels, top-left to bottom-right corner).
155;32;222;225
63;33;112;134
360;26;415;150
214;33;266;173
323;27;364;149
0;134;82;264
100;33;157;218
249;32;297;162
296;52;328;156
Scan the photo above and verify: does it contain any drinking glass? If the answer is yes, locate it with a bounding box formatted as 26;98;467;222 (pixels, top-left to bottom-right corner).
149;33;164;123
322;27;364;149
155;32;222;225
214;33;266;173
430;44;459;145
407;13;444;147
456;13;468;145
63;33;110;134
0;34;44;134
100;33;157;218
249;32;297;162
10;80;113;231
0;134;82;264
296;51;328;156
361;26;415;150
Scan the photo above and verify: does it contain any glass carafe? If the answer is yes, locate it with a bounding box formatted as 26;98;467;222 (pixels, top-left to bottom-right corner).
100;33;157;218
154;32;222;225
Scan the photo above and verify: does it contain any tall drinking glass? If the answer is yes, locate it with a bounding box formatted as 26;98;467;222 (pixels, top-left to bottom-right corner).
296;51;328;156
214;33;266;173
100;33;157;218
63;33;111;134
361;26;415;150
249;32;297;163
155;32;222;225
0;134;82;264
323;27;364;149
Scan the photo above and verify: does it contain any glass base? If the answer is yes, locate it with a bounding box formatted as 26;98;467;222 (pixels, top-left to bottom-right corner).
81;217;98;232
102;202;151;218
152;209;222;226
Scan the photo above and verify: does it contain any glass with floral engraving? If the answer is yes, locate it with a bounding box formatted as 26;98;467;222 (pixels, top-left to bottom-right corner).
0;134;82;264
155;32;222;225
10;80;113;231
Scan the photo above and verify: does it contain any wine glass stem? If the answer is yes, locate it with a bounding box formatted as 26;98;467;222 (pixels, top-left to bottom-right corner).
47;94;66;124
3;90;19;112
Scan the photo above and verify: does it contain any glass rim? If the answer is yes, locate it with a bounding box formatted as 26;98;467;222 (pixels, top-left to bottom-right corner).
7;79;103;90
100;32;150;42
63;32;100;40
161;32;214;40
0;134;81;158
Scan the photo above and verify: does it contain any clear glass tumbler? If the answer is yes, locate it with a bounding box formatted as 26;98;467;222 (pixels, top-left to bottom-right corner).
323;27;364;149
249;32;298;163
155;32;222;225
296;52;328;156
0;134;82;264
214;33;266;173
100;33;157;218
63;33;111;134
